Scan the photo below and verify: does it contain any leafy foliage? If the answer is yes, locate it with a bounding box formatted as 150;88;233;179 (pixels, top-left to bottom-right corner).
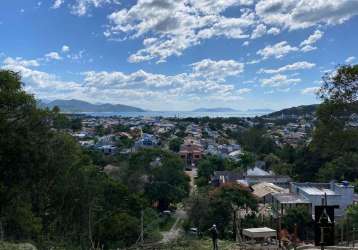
0;70;147;249
186;184;257;238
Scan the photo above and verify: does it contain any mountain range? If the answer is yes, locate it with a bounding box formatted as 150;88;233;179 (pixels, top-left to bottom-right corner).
40;99;314;116
192;107;238;112
39;99;146;112
192;107;275;113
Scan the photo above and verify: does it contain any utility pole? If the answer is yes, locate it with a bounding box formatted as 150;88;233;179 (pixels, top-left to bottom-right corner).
293;223;298;250
140;209;144;245
353;227;356;248
0;221;3;241
278;215;282;248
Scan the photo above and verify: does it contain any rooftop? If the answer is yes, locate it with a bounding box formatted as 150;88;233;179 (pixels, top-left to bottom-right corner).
243;227;277;238
272;193;310;204
299;187;337;196
252;182;287;198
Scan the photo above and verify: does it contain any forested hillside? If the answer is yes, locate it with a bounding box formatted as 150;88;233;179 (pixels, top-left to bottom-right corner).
0;70;189;249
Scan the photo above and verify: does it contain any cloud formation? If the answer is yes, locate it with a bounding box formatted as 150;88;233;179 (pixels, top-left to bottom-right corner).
257;41;298;59
260;74;301;88
259;61;315;74
1;57;250;109
255;0;358;30
300;30;324;52
106;0;256;62
301;86;319;95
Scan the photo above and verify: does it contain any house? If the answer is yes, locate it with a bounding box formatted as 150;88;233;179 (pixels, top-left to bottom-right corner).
245;165;291;188
272;181;354;219
135;133;158;148
271;193;311;217
210;166;291;188
99;145;118;155
179;137;203;166
96;135;117;147
251;182;288;204
290;181;354;218
211;171;244;187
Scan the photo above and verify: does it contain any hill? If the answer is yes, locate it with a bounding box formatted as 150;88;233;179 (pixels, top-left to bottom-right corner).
247;108;275;113
40;99;146;113
265;104;318;118
192;107;238;112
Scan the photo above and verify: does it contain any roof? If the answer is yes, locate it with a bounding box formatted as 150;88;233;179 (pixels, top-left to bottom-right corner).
243;227;277;238
299;187;337;196
246;167;270;176
252;182;287;198
272;193;310;204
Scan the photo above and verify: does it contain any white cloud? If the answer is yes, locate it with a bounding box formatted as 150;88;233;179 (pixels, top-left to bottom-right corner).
301;86;319;94
51;0;358;63
300;45;317;52
300;30;324;47
52;0;64;9
260;61;315;74
71;0;119;16
260;74;301;87
242;41;250;46
81;58;248;105
345;56;356;64
1;56;249;109
299;29;324;52
190;0;254;14
257;41;298;59
2;57;82;99
106;0;256;62
267;27;280;35
45;52;62;60
237;88;252;94
61;45;70;53
191;59;244;80
255;0;358;30
3;57;40;67
247;59;261;64
67;50;85;61
251;24;266;39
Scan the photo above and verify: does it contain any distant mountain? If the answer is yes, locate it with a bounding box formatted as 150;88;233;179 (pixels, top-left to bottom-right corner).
41;99;146;113
247;109;275;113
192;107;239;112
265;104;319;118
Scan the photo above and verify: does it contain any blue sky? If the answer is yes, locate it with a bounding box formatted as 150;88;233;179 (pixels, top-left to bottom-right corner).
1;0;358;111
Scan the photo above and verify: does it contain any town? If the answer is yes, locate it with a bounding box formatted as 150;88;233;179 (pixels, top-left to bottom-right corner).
50;104;357;249
2;1;358;249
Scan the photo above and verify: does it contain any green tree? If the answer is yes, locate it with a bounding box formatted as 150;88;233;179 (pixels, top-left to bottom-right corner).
282;206;312;240
0;70;150;248
196;156;243;187
187;184;257;238
123;148;190;211
169;137;183;152
309;64;358;181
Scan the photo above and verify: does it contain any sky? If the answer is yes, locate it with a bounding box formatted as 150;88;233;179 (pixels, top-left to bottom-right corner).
1;0;358;111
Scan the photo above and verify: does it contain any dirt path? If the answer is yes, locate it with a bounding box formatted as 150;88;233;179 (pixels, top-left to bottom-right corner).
160;209;187;243
185;169;197;194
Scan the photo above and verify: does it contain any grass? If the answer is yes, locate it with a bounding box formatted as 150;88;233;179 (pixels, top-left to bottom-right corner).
0;242;37;250
147;238;242;250
159;216;177;231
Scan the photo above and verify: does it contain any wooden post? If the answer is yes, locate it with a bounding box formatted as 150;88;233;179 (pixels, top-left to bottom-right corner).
140;209;144;245
0;221;3;241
